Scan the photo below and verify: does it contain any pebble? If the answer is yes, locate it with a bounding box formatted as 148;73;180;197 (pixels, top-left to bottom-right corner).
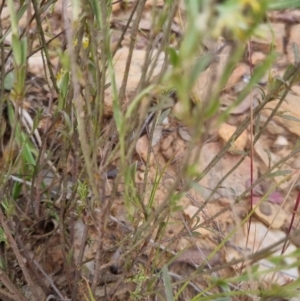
274;135;289;147
218;123;248;153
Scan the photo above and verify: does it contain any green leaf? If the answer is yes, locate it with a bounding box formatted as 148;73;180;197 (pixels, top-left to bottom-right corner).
268;170;292;178
278;114;300;123
268;255;284;266
0;2;27;43
20;38;28;65
60;110;73;134
67;248;74;266
168;47;179;67
229;150;247;155
157;108;171;124
162;266;174;301
274;76;288;87
113;97;123;132
16;2;28;23
250;263;260;274
57;71;70;101
89;0;102;29
40;0;57;14
7;0;19;35
189;231;201;238
254;114;261;136
204;99;220;118
125;84;155;119
14;65;26;95
0;228;7;245
264;148;272;170
4;72;14;90
293;43;300;63
211;277;231;292
32;109;43;131
12;181;23;200
269;0;300;9
7;103;36;199
11;35;22;66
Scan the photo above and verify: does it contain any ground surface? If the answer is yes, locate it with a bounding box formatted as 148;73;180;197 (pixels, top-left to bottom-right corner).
1;1;300;301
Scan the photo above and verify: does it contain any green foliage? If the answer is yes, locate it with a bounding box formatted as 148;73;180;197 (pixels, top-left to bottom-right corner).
0;227;8;245
162;266;175;301
1;194;15;218
269;0;300;9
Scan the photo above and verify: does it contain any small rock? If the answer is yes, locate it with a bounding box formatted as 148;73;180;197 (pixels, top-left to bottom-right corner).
292;155;300;169
262;119;288;135
161;147;174;161
218;197;233;206
196;142;257;199
172;137;187;158
225;63;249;92
218;123;248;153
137;172;145;181
274;135;289;147
172;101;188;122
291;85;300;96
178;126;192;142
254;203;287;229
251;23;285;54
288;24;300;63
161;134;174;151
254;139;276;168
259;202;272;216
251;52;266;65
263;93;300;136
151;125;163;146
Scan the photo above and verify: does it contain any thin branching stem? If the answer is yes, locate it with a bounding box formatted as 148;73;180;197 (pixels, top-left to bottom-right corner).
0;210;39;301
31;0;59;93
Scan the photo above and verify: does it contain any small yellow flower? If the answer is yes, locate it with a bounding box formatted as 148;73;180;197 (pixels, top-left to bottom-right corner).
73;38;78;47
241;0;261;12
56;69;65;81
83;35;89;49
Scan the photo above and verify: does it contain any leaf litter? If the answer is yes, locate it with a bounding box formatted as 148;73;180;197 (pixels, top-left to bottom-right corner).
1;1;300;300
